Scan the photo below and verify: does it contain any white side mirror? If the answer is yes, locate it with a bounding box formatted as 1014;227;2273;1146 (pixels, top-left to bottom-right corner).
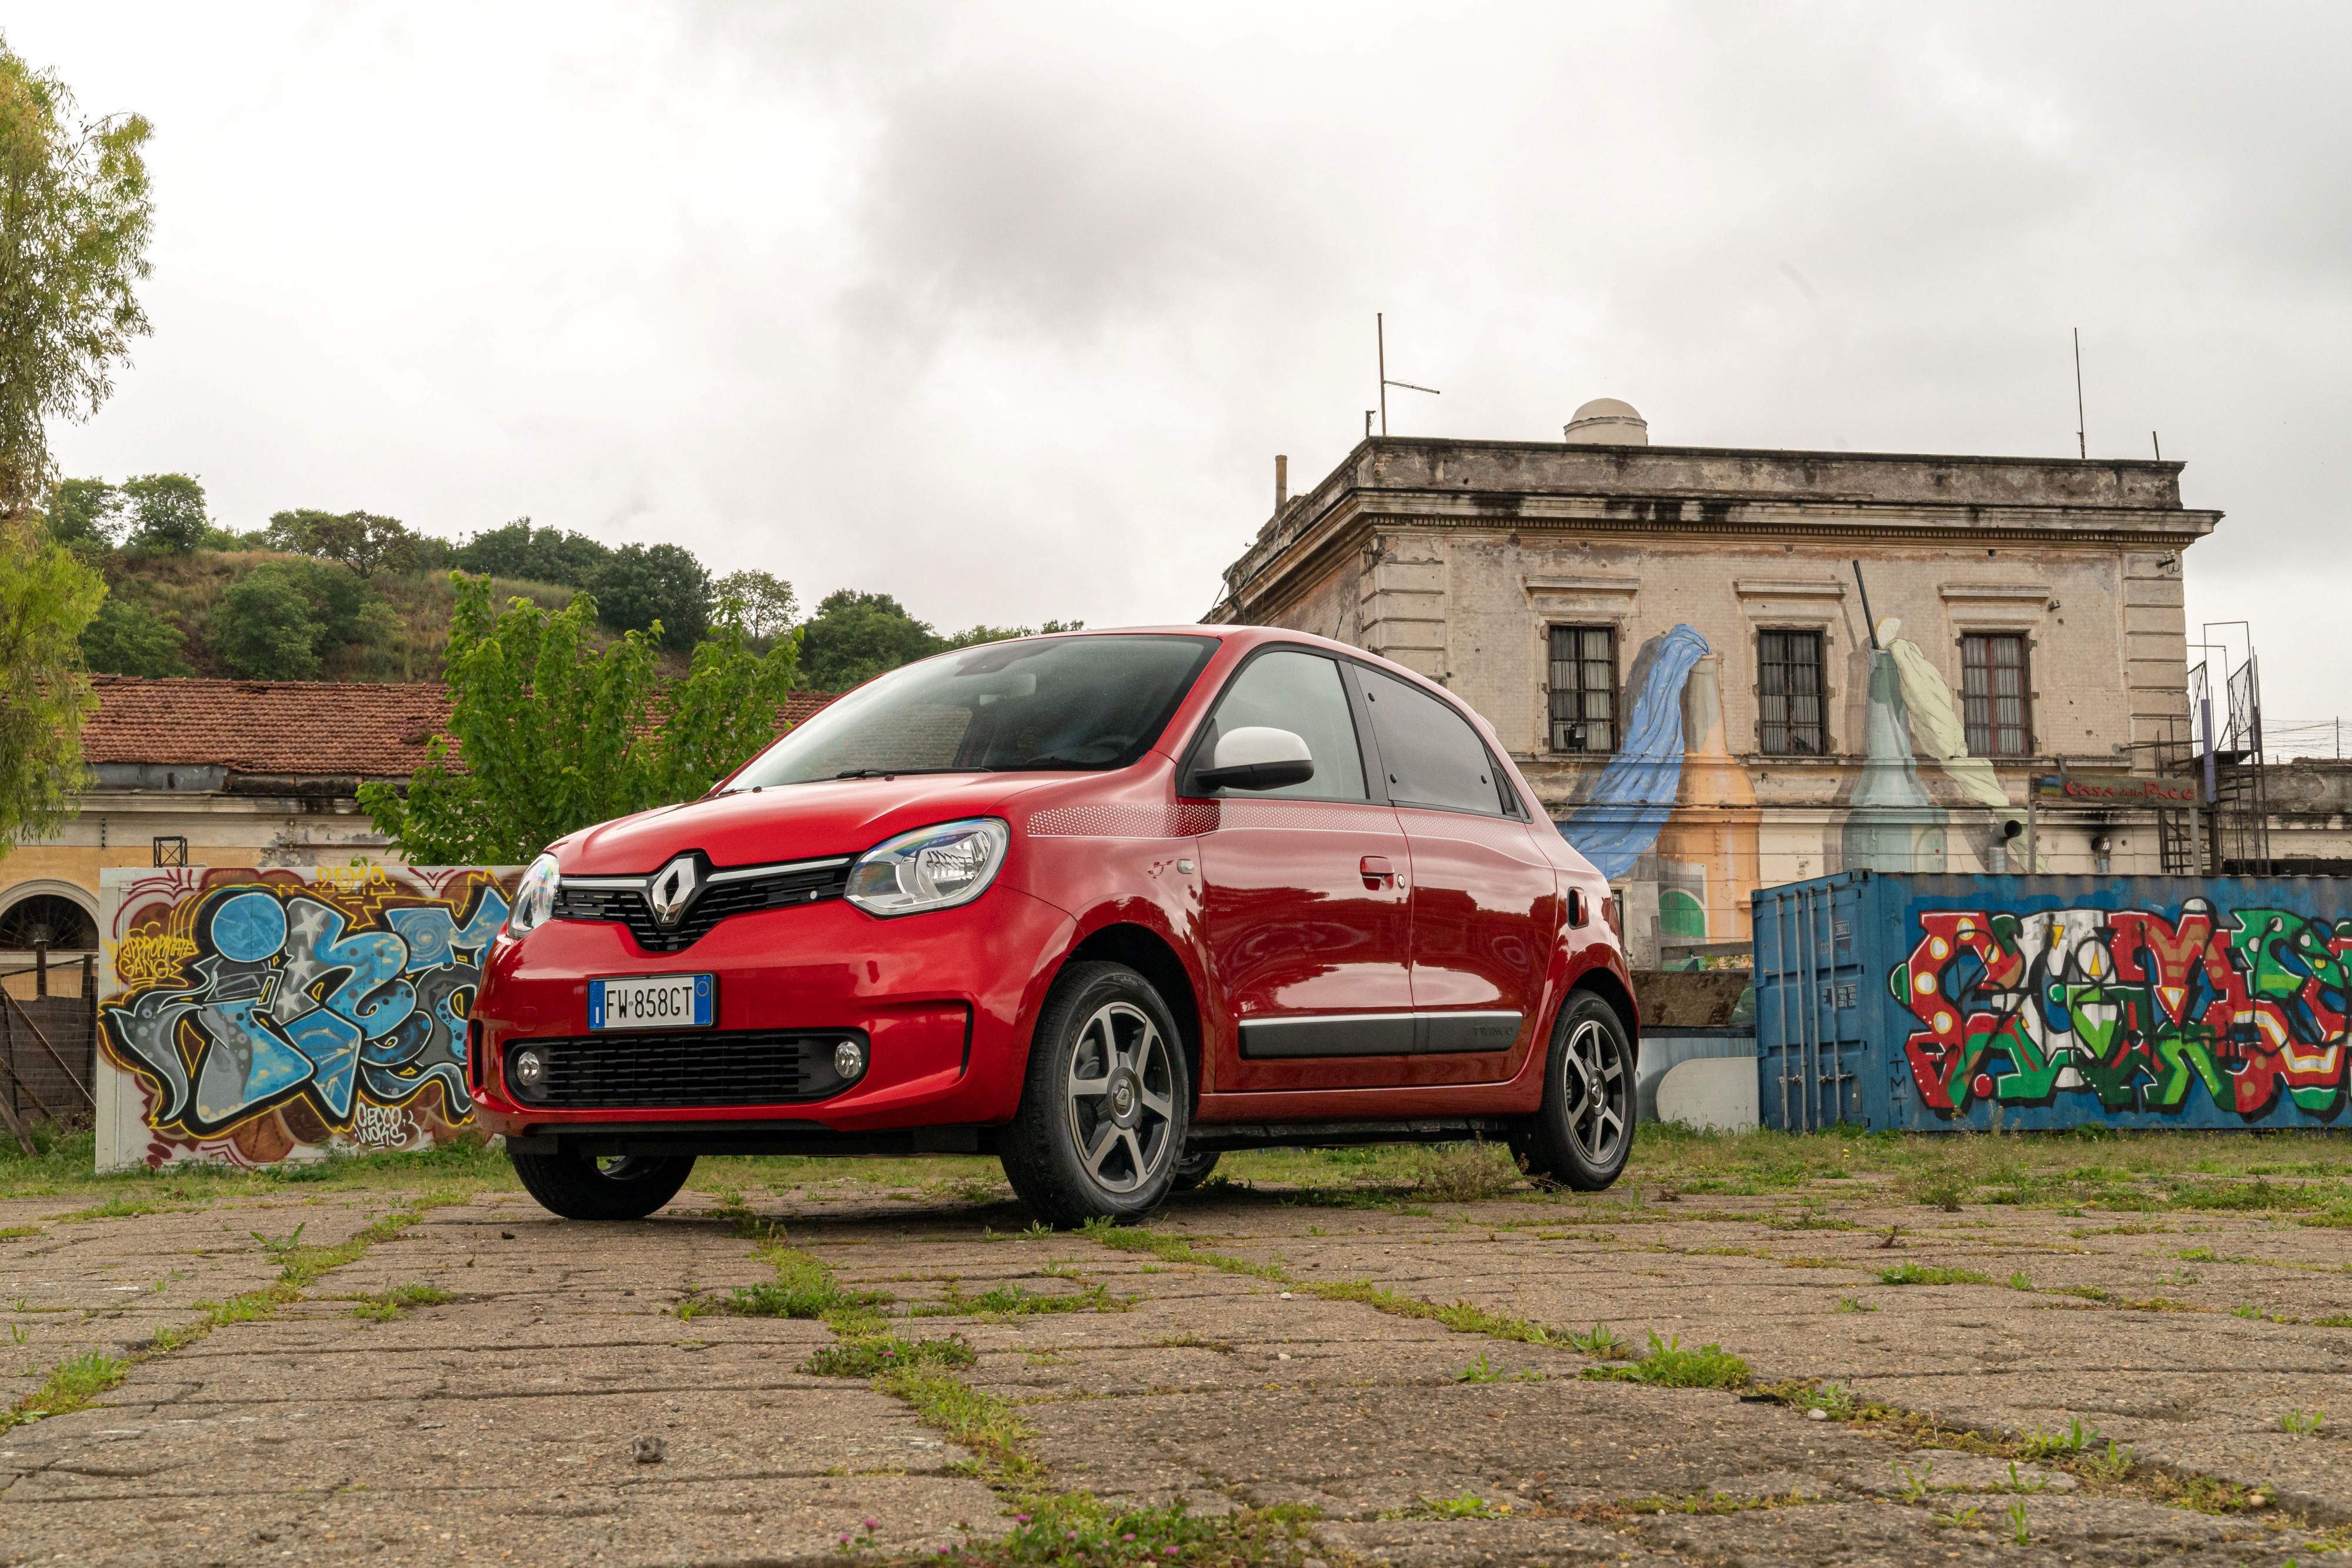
1198;726;1315;791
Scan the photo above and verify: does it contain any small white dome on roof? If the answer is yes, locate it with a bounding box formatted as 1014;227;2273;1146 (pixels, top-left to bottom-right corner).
1564;398;1649;445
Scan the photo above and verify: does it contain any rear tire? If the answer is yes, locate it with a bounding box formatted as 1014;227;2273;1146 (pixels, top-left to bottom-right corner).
509;1148;697;1221
1000;961;1191;1229
1514;991;1635;1192
1172;1148;1222;1191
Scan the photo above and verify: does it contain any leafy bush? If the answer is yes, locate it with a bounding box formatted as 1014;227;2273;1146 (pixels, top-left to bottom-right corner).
79;596;186;676
211;564;319;677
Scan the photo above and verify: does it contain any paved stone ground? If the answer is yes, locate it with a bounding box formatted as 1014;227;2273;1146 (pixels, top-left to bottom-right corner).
5;1172;2352;1564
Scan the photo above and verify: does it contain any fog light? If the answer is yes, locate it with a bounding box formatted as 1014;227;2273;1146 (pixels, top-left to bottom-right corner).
833;1039;866;1081
512;1047;546;1093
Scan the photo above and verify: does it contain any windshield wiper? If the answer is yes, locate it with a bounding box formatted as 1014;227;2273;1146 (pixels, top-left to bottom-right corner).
830;767;966;780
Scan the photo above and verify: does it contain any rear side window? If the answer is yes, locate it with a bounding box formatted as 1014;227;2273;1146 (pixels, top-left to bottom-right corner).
1352;666;1509;815
1192;649;1368;802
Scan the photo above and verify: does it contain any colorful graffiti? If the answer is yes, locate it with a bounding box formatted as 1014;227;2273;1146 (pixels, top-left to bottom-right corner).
1890;898;2352;1121
95;866;515;1169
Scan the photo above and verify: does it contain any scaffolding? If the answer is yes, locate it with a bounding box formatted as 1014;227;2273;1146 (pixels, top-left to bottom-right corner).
2141;628;2270;876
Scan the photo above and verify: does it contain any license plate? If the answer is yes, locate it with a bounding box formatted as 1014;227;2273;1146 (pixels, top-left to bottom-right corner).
588;974;714;1031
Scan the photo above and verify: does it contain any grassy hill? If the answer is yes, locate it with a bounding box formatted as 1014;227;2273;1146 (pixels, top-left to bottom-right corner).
89;549;589;683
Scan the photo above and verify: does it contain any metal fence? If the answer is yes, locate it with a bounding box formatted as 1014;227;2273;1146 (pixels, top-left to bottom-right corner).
0;947;98;1151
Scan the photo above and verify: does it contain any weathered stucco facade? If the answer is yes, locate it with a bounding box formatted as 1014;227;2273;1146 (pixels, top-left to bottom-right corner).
1210;413;2222;962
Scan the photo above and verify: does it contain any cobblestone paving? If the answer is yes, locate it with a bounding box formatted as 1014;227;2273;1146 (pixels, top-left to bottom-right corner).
5;1172;2352;1565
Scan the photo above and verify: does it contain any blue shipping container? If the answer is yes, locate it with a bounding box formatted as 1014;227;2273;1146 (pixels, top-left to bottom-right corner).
1750;871;2352;1133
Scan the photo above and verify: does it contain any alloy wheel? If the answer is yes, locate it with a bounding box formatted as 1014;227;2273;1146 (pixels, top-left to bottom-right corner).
1063;1001;1177;1195
1561;1017;1628;1167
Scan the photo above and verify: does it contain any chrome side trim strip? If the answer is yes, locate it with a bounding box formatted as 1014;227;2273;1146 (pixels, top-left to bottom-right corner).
707;855;854;884
1236;1009;1525;1060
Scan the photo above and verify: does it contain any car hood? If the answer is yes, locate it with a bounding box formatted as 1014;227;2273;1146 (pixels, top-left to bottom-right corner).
556;774;1058;875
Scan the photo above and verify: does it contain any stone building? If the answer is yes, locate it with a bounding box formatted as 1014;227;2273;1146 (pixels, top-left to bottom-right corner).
1208;400;2223;962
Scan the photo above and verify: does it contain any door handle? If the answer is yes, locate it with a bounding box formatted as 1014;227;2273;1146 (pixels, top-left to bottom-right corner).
1360;855;1398;885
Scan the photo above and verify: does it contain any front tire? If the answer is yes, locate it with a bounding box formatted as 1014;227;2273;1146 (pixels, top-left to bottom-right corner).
1000;961;1191;1228
509;1148;697;1221
1515;991;1635;1191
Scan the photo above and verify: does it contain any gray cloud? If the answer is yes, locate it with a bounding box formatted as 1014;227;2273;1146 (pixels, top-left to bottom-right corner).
14;0;2350;713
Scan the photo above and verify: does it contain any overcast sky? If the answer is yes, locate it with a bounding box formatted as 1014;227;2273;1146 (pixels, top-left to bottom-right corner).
13;3;2349;718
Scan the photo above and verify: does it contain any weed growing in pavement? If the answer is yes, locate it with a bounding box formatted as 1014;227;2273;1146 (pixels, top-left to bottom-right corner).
2006;1271;2033;1290
0;1350;126;1431
2019;1417;2103;1459
1877;1263;1994;1287
1380;1492;1508;1520
965;1495;1321;1567
6;1323;23;1346
58;1195;182;1221
679;1238;891;1324
1895;1460;1935;1502
804;1334;977;1378
0;1224;39;1241
1583;1332;1750;1390
1151;1332;1235;1354
1835;1296;1877;1313
880;1363;1037;1477
349;1283;456;1322
1929;1503;1983;1530
2007;1499;2031;1545
248;1222;308;1258
2005;1462;2050;1494
921;1280;1130;1318
2284;1409;2327;1436
1409;1142;1522;1203
1568;1321;1632;1358
1458;1352;1504;1383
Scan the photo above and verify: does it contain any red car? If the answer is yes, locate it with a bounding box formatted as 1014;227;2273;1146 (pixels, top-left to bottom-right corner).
472;627;1636;1227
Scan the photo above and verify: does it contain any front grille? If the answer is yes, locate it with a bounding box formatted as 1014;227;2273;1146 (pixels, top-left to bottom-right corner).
505;1029;861;1109
554;858;851;953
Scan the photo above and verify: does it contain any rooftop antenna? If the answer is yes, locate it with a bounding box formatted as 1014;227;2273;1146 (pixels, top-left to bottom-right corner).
2072;327;2086;459
1377;312;1439;436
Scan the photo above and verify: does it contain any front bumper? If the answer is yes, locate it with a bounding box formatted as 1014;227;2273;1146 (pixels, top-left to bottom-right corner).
469;885;1074;1139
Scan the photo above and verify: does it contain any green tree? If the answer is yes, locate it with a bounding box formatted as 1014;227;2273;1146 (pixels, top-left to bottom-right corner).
943;617;1085;649
359;574;799;864
593;541;711;651
796;589;943;690
265;507;419;577
714;568;796;643
211;564;319;678
120;472;207;553
452;518;613;587
44;476;121;549
79;594;185;676
0;38;153;520
0;519;104;848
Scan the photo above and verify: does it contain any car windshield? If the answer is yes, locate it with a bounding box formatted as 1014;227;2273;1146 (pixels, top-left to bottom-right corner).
724;634;1218;788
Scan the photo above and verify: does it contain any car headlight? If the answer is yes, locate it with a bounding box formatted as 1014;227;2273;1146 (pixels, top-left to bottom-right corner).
505;852;562;937
846;818;1010;917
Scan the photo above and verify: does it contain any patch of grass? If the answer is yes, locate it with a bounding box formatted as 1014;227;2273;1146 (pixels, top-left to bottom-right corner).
878;1364;1036;1476
2018;1416;2103;1459
925;1280;1128;1318
805;1334;977;1378
1409;1142;1522;1202
977;1495;1321;1566
0;1350;129;1431
1583;1332;1750;1390
2313;1313;2352;1328
349;1282;456;1322
1574;1489;1814;1523
1835;1296;1877;1313
2006;1271;2033;1290
0;1223;40;1241
1381;1491;1509;1520
679;1242;892;1323
59;1195;182;1221
1307;1277;1553;1345
1877;1263;1994;1287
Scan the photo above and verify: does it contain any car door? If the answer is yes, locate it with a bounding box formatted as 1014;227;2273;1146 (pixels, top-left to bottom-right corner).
1184;646;1417;1091
1350;664;1558;1078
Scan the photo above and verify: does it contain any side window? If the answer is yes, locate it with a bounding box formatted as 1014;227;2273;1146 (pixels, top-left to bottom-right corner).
1352;666;1508;815
1195;650;1368;801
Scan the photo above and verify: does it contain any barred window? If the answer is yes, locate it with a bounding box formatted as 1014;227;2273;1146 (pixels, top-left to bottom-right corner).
1757;630;1825;755
1961;633;2032;756
1548;625;1618;752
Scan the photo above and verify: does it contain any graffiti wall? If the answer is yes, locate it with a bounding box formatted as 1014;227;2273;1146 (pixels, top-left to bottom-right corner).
1556;620;2023;954
95;865;516;1171
1891;897;2352;1124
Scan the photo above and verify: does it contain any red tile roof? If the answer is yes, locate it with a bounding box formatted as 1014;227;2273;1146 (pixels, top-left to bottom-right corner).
83;677;838;780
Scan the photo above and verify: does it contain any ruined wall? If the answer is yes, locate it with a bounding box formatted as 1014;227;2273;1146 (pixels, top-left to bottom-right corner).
95;864;516;1171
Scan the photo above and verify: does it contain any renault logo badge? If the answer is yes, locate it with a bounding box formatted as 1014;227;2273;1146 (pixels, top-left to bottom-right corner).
647;855;701;927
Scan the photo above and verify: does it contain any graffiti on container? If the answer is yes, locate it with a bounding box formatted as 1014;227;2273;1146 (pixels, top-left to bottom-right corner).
1890;900;2352;1119
98;868;513;1165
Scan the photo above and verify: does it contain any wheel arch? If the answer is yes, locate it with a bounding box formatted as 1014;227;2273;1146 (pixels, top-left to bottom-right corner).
1060;921;1204;1106
1566;963;1639;1065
